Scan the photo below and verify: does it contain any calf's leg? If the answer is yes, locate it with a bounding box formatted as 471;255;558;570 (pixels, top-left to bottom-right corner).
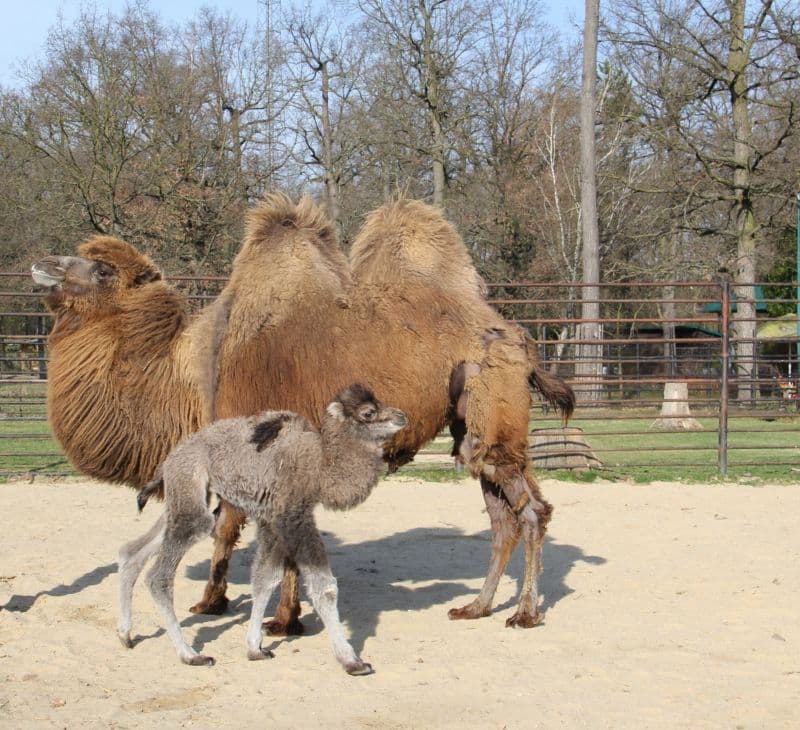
263;560;304;636
148;510;216;665
192;502;305;636
245;525;283;660
117;513;166;648
294;524;372;676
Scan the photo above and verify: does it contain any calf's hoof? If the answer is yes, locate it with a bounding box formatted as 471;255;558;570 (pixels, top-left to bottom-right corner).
505;610;543;629
247;647;275;661
183;654;216;666
447;604;491;621
263;617;305;636
189;595;229;615
345;660;374;676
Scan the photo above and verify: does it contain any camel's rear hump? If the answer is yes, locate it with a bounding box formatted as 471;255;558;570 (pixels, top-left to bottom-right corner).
349;199;485;299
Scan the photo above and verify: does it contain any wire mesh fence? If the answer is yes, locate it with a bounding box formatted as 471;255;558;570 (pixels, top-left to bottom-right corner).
2;273;798;480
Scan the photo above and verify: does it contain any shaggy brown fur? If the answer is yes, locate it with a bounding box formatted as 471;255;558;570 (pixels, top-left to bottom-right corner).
349;198;486;300
32;193;574;632
200;194;574;629
32;238;204;488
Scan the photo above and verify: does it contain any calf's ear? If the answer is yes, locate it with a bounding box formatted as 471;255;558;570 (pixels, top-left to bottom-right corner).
326;401;345;421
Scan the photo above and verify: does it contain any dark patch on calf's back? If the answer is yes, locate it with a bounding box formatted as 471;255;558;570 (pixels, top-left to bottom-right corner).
250;414;292;452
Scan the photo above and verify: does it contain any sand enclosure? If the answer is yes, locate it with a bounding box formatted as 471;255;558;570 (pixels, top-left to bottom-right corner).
1;475;798;728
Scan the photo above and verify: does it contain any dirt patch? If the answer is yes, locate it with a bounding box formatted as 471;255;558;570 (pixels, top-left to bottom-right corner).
1;475;798;728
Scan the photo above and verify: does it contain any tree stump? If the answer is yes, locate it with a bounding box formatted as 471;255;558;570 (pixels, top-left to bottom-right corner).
651;381;703;431
529;427;602;470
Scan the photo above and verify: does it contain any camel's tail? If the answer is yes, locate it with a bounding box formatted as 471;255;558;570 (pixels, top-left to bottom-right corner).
524;334;575;422
137;468;164;512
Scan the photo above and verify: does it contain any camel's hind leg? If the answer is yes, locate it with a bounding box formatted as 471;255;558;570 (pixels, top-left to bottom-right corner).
263;560;304;636
117;513;166;648
448;477;521;620
190;499;245;615
449;330;552;627
495;468;551;628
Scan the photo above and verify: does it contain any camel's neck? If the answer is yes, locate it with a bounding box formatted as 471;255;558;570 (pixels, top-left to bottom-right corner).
317;419;385;511
46;285;204;488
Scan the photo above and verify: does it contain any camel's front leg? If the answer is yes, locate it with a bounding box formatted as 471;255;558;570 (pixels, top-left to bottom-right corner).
262;559;305;636
190;500;245;615
448;476;521;621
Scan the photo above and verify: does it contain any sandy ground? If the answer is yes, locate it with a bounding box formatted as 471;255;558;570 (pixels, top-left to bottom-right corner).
1;474;798;729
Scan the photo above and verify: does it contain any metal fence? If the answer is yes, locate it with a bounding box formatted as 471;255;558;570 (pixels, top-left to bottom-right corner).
2;273;798;480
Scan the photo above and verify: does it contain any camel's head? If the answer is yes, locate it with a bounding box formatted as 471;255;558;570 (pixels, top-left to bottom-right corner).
326;383;408;443
31;236;162;315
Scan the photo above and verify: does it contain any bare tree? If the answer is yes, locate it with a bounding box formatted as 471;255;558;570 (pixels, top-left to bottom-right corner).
0;5;299;274
284;8;367;242
453;0;553;276
356;0;483;209
184;8;290;203
605;0;799;401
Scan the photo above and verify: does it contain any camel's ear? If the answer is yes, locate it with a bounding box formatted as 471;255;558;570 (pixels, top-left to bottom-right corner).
132;267;162;286
326;401;345;421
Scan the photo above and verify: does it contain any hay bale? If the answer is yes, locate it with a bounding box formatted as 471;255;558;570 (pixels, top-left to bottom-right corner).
529;427;602;470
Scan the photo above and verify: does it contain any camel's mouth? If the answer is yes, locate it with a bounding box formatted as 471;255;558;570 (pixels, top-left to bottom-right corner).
31;262;66;288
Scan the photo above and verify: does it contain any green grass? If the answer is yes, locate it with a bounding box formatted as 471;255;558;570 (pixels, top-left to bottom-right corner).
532;413;800;484
398;412;800;485
392;463;472;482
0;419;69;477
1;406;798;484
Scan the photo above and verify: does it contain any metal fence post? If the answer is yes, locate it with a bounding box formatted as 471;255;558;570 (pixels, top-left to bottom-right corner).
718;278;730;476
795;192;799;389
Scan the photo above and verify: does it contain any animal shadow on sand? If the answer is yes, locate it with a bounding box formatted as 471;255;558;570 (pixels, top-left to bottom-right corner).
2;562;117;613
183;525;606;656
0;527;604;658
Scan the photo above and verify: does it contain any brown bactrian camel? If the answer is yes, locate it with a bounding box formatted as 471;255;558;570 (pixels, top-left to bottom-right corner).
30;239;205;487
31;193;574;632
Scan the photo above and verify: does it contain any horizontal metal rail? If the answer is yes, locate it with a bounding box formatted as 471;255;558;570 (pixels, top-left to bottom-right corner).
2;276;798;480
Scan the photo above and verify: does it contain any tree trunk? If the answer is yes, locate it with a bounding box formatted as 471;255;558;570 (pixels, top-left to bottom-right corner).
729;0;760;405
420;0;447;209
652;382;703;431
319;60;343;242
661;234;677;378
576;0;603;401
227;106;246;203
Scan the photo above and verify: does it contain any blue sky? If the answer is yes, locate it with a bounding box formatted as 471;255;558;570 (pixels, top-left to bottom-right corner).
0;0;584;88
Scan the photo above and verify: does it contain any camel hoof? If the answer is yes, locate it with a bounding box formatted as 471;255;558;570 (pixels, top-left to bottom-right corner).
505;610;543;629
247;647;275;661
184;654;215;666
118;631;133;649
447;605;491;621
189;596;229;615
263;617;305;636
345;660;374;676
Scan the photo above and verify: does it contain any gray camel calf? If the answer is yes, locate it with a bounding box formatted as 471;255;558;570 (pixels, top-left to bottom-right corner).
116;383;407;675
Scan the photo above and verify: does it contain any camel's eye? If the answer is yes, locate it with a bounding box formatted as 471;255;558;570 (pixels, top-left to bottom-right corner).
359;406;377;422
93;262;115;282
